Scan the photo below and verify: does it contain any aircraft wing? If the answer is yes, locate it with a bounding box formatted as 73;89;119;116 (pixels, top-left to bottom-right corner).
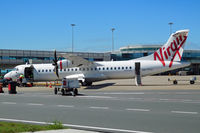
60;53;93;67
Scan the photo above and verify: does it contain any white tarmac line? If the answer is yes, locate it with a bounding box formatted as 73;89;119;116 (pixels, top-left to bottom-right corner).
57;105;75;108
103;92;145;95
129;98;143;100
171;111;198;115
80;96;115;99
27;103;44;106
175;92;192;94
126;108;150;112
159;99;169;101
89;106;109;110
0;118;153;133
1;102;16;105
181;99;193;102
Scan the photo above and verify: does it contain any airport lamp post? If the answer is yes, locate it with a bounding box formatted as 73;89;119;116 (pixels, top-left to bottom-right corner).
168;22;173;35
71;24;76;53
111;28;115;52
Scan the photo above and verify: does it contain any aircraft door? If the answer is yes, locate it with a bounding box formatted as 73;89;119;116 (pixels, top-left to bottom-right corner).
24;66;34;81
135;62;142;86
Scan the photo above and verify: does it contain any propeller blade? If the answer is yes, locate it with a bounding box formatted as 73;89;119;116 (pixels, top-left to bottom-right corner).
52;50;59;78
54;50;57;62
56;66;59;78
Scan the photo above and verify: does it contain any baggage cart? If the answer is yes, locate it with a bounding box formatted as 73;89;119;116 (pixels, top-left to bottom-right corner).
54;78;80;96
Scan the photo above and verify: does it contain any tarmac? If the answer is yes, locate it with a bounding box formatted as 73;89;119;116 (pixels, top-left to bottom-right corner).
1;75;200;133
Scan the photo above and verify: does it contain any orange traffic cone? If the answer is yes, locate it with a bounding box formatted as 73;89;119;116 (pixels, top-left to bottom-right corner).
49;82;52;88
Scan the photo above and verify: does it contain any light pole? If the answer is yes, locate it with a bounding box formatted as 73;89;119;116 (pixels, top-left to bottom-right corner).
111;28;115;52
168;22;173;35
71;24;75;53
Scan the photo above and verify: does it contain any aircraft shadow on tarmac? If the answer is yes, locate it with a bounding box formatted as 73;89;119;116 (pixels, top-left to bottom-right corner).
113;83;190;86
60;93;85;96
84;83;115;90
84;83;193;88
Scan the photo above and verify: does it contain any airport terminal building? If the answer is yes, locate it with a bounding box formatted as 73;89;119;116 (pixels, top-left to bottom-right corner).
1;45;200;76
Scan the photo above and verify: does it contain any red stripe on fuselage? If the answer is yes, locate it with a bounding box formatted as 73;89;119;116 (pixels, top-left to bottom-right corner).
60;60;63;70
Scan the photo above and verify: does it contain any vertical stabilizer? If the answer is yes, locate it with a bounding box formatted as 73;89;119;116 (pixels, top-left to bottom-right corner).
140;29;189;67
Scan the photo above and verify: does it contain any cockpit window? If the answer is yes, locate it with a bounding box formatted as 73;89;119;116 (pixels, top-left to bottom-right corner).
13;68;19;71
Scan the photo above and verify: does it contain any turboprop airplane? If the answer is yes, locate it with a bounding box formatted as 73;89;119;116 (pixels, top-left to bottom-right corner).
4;29;190;86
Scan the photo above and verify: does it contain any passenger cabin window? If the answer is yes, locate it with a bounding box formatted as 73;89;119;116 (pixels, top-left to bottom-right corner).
98;68;101;70
122;67;124;70
107;67;109;70
126;67;128;69
102;67;105;70
42;70;44;72
129;66;132;69
75;68;77;71
118;67;120;70
38;70;40;72
114;67;116;70
64;69;66;71
95;68;97;71
49;69;51;72
110;67;113;70
91;68;93;71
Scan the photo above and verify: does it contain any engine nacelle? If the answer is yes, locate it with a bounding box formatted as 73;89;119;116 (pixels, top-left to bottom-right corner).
57;59;73;69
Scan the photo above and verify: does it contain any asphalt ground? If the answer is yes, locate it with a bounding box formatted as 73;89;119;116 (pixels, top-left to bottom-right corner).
0;76;200;133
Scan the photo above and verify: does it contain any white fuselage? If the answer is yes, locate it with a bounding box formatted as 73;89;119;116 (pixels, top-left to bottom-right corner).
5;59;190;82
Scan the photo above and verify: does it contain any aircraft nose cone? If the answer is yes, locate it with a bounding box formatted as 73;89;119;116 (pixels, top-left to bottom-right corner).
4;72;11;79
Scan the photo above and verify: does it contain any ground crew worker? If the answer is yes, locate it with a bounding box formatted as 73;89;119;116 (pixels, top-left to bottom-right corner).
19;74;24;86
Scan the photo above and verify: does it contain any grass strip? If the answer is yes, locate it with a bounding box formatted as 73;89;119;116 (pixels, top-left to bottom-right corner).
0;120;67;133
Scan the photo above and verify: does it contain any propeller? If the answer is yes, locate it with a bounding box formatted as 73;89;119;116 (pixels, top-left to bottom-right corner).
52;50;59;78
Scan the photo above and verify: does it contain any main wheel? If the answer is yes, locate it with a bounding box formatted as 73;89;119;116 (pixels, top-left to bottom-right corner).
73;88;78;96
54;87;58;95
61;88;65;95
190;80;195;84
173;80;178;85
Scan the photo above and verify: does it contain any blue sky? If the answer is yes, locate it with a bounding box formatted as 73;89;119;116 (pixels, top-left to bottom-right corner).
0;0;200;52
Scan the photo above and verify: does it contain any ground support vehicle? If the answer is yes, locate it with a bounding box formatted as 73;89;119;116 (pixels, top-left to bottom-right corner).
54;78;80;96
168;76;197;85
